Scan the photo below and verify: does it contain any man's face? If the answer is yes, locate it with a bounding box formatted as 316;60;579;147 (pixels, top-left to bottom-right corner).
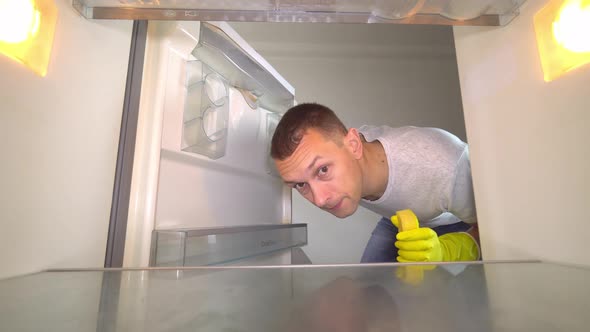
274;128;363;218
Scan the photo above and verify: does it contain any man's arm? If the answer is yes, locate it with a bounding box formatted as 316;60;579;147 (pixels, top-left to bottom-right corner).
448;146;478;224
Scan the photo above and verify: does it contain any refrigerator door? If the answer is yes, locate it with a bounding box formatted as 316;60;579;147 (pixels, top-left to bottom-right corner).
125;21;295;267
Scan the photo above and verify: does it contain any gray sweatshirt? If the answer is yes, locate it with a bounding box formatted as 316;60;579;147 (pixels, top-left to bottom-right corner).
358;125;477;227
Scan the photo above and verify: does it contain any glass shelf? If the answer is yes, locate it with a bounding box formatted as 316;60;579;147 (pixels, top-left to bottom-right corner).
73;0;528;26
2;262;589;331
150;224;308;267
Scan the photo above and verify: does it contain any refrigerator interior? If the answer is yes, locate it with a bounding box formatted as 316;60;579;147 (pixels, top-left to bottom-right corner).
3;1;589;330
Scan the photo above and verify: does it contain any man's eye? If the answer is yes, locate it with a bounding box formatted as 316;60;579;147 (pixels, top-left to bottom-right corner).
318;166;329;176
294;183;306;190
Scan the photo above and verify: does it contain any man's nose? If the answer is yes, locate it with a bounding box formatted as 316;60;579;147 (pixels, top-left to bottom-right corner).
311;185;331;208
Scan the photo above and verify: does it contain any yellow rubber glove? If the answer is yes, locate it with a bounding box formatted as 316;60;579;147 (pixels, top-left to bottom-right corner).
391;211;480;262
391;210;435;285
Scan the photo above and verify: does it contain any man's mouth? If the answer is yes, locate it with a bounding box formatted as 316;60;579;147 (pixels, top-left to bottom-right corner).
326;199;343;211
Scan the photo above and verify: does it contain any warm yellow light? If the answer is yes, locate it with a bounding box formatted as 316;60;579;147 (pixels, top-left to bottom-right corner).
553;0;590;52
535;0;590;82
0;0;39;44
0;0;57;77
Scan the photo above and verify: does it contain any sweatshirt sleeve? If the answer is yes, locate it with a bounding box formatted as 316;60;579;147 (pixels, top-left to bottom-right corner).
447;146;477;224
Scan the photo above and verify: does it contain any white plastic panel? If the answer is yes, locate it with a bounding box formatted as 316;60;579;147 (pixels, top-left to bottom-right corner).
156;86;288;229
154;21;291;229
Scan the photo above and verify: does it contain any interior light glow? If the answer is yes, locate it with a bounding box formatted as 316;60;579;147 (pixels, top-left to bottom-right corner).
0;0;57;77
0;0;39;44
552;0;590;52
535;0;590;82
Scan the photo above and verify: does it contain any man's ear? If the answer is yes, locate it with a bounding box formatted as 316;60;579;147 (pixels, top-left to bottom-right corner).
345;128;363;159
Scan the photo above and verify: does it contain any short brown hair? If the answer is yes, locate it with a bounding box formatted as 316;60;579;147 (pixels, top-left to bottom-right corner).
271;103;347;160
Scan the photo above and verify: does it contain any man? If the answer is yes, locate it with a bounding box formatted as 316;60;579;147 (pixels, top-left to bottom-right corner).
270;103;479;263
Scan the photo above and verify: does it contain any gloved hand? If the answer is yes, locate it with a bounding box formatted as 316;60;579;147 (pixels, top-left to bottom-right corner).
391;211;480;262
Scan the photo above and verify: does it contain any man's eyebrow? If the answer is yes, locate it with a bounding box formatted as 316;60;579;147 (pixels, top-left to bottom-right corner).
281;156;322;185
307;156;322;171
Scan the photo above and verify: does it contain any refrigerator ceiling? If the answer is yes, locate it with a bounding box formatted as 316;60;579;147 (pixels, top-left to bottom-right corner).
73;0;528;26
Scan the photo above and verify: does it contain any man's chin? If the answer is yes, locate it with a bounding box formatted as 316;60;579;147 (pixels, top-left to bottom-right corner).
326;204;358;219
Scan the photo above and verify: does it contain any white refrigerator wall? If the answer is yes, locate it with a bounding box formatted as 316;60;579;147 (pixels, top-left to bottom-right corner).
153;24;291;228
0;2;132;279
231;23;467;263
455;0;590;266
156;89;287;230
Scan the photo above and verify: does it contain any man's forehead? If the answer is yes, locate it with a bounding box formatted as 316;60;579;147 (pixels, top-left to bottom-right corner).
296;129;341;158
301;127;344;145
277;128;344;176
276;144;318;179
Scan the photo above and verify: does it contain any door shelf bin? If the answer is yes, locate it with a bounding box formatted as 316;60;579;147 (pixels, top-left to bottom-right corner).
181;60;229;160
150;224;308;267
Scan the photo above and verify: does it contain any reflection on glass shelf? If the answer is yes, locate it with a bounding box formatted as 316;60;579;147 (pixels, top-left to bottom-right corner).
150;224;308;267
1;262;589;331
